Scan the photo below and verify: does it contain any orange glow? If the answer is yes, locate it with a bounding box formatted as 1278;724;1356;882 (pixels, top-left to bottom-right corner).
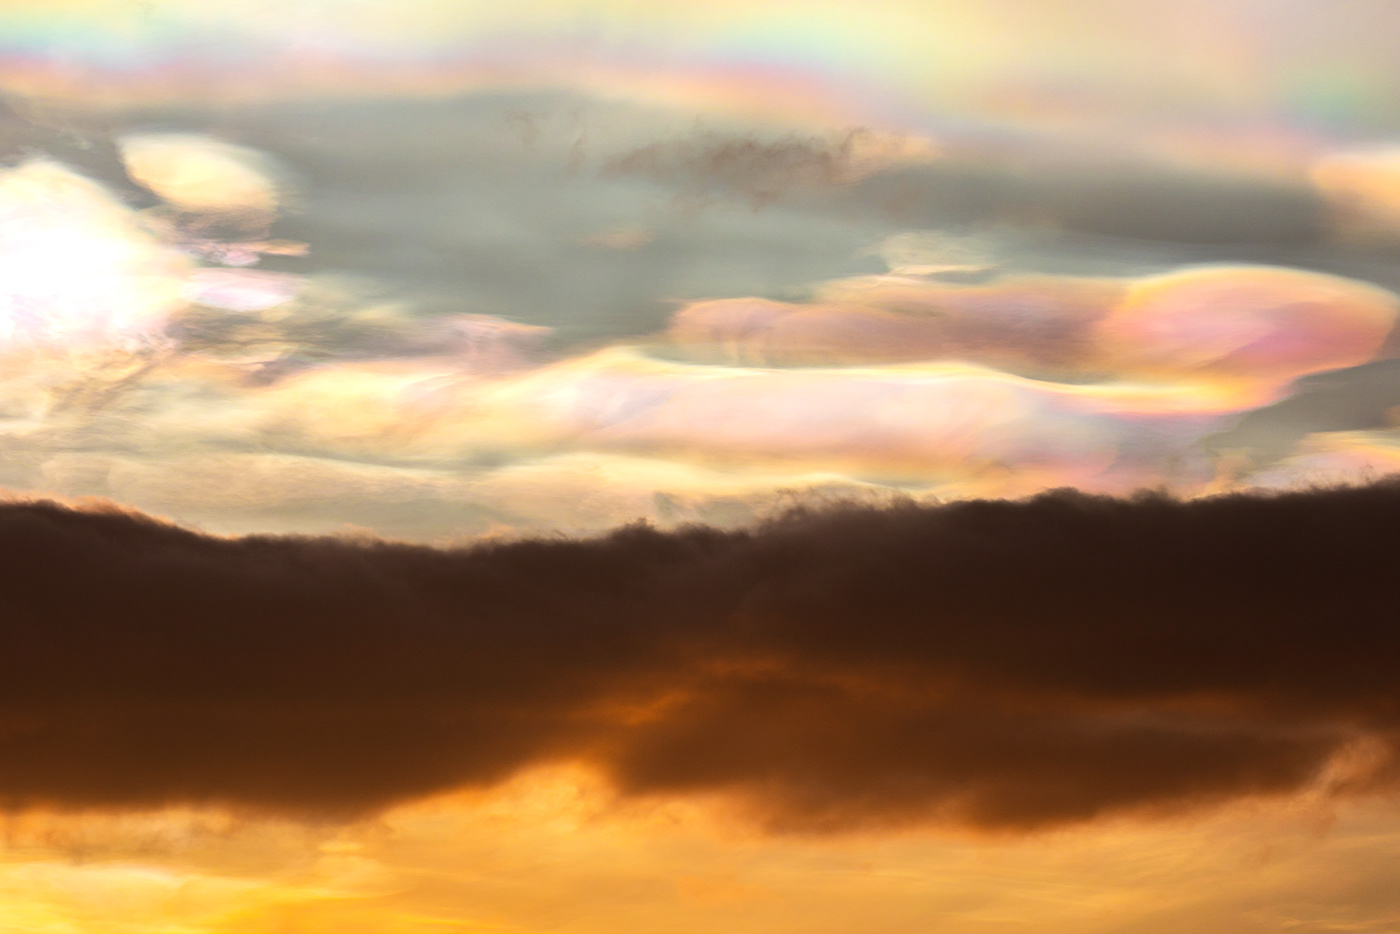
0;765;1398;933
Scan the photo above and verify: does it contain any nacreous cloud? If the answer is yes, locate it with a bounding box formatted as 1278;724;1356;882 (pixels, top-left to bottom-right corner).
1312;144;1400;241
2;484;1400;831
668;276;1120;374
118;133;285;232
1095;265;1398;385
669;264;1399;390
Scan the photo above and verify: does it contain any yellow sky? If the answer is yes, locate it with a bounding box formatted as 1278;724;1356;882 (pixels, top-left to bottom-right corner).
2;765;1398;933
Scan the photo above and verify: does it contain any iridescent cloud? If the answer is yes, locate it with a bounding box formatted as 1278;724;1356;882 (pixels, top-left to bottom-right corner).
1095;265;1398;385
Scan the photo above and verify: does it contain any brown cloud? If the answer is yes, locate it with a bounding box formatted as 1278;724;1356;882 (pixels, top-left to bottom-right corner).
2;484;1400;831
604;129;936;207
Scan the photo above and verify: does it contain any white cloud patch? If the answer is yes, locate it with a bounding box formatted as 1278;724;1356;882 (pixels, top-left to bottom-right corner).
0;160;190;352
118;133;285;230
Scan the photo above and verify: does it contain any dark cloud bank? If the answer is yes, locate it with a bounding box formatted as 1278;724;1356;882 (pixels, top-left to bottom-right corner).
3;484;1400;832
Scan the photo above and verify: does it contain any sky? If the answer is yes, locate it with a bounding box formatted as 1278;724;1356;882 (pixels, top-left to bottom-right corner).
4;0;1400;931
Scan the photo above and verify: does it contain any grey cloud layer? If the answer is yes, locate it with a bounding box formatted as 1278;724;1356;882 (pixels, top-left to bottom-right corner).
33;91;1400;349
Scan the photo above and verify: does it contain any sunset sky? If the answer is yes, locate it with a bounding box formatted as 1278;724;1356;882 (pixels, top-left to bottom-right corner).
4;1;1400;931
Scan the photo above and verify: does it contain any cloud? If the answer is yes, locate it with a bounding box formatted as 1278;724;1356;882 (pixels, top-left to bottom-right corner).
3;153;1387;529
1246;431;1400;489
168;276;550;372
1204;359;1400;470
0;146;1394;542
237;346;1229;494
846;156;1328;245
0;311;1251;523
25;449;896;540
0;159;190;352
871;229;998;276
602;126;1327;249
2;484;1400;830
1311;144;1400;241
604;128;939;207
118;133;285;231
667;264;1400;391
667;277;1120;374
1095;265;1398;384
185;268;302;312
